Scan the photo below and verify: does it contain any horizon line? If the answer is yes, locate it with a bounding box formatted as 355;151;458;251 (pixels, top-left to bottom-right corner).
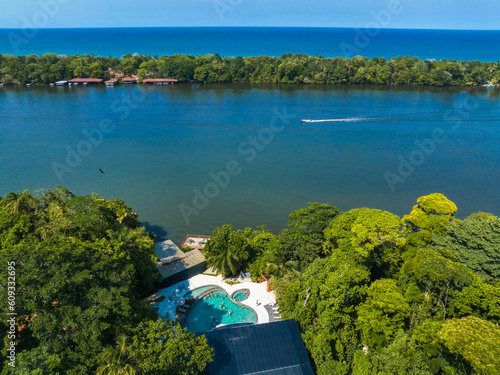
0;26;499;32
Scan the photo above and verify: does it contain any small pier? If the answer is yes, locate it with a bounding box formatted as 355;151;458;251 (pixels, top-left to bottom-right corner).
181;234;210;250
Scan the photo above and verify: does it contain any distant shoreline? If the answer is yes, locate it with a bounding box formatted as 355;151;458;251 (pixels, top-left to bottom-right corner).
1;53;498;88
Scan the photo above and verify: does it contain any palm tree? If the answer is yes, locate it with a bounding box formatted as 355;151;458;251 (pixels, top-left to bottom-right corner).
204;224;242;277
3;191;41;216
264;245;300;279
116;209;129;228
207;245;240;277
35;202;72;240
106;228;142;261
96;335;137;375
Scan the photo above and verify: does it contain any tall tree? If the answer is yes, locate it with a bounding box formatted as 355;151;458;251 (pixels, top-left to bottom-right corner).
204;224;253;276
429;217;500;283
357;279;410;349
97;335;137;375
323;208;404;278
438;316;500;375
129;319;213;375
402;193;457;255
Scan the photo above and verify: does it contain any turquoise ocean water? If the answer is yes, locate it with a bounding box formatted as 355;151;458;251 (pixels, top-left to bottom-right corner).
1;27;500;61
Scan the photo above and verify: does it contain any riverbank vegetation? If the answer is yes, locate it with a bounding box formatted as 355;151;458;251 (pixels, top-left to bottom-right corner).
204;194;500;374
1;53;499;86
2;186;499;374
0;187;213;374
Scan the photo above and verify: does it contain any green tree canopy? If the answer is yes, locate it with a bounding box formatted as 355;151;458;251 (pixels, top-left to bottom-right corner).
97;335;137;375
438;316;500;375
280;255;371;370
323;208;404;278
204;224;254;276
129;319;213;375
0;188;162;374
276;203;340;270
357;279;410;349
429;217;500;283
402;193;457;254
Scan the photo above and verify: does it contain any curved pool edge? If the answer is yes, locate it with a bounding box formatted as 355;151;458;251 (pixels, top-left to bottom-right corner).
182;287;258;333
231;288;250;302
156;274;277;325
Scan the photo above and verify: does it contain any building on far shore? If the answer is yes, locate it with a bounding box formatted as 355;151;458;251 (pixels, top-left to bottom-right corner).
142;78;178;85
122;76;138;84
155;240;206;288
105;78;118;86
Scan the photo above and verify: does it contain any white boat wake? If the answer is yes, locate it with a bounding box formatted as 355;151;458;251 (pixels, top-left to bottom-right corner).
300;111;448;123
301;117;367;123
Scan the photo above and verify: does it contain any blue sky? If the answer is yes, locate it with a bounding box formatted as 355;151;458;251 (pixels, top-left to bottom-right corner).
1;0;499;30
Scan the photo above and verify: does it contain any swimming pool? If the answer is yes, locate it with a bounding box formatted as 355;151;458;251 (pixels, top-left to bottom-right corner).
182;285;218;300
183;288;257;334
231;289;250;302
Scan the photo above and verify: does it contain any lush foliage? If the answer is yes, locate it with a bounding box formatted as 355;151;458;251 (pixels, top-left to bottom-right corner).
0;187;213;374
97;335;137;375
1;53;500;86
203;224;255;277
208;193;499;374
2;186;498;374
129;319;213;375
437;316;500;374
429;217;500;283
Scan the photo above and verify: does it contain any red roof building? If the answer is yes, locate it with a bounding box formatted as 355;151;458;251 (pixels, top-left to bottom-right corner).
122;76;138;83
105;78;118;86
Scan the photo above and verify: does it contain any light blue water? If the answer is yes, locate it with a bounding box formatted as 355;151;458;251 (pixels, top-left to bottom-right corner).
231;289;250;302
1;84;500;243
183;288;257;334
1;27;499;61
183;285;218;300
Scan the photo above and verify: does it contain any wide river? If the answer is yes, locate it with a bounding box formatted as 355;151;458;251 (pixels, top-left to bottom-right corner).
1;84;499;242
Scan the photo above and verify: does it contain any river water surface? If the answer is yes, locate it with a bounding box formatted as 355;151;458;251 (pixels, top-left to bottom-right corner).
1;84;499;242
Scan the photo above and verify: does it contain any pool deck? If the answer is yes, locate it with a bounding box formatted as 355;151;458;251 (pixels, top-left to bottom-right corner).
155;274;277;325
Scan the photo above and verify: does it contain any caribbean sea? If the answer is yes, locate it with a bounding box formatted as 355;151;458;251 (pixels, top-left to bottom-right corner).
1;27;500;61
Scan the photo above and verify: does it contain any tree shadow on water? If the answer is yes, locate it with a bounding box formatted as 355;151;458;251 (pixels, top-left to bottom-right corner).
141;222;168;240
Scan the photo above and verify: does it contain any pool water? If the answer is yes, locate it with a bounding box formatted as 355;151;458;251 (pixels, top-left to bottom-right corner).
231;289;250;302
183;289;257;333
182;285;218;300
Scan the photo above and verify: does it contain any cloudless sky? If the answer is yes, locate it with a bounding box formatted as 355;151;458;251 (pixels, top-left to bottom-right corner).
1;0;499;30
